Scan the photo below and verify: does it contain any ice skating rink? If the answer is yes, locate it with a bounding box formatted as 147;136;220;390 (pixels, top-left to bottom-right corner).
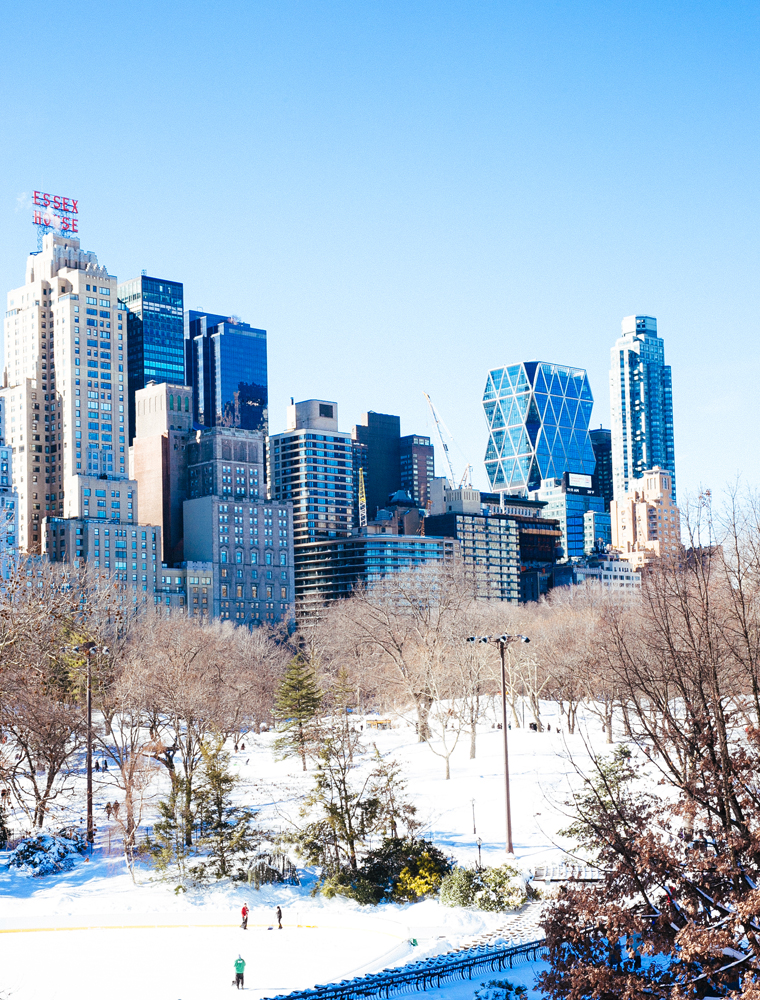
0;920;411;1000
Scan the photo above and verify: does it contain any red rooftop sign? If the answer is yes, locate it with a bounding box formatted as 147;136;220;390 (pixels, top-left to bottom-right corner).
32;191;79;233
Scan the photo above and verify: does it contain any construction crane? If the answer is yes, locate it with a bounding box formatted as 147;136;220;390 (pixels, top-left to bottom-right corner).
458;464;473;488
423;392;460;489
358;467;367;528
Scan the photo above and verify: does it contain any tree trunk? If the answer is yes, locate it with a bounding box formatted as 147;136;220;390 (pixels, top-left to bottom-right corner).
414;693;433;742
184;776;193;846
568;701;577;735
470;722;477;759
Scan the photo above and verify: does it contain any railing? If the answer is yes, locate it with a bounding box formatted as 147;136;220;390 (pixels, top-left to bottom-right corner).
532;864;602;882
264;937;546;1000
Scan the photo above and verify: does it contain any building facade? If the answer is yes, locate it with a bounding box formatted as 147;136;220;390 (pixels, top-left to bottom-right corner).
117;276;184;442
399;434;435;508
529;474;610;561
424;484;522;603
186;425;265;502
610;466;681;569
185;310;268;434
351;412;400;521
2;232;128;552
269;400;354;547
183;494;294;623
156;561;215;615
295;533;458;608
131;382;193;564
483;361;596;494
583;509;612;554
351;413;436;518
45;517;160;593
610;316;676;502
574;551;641;590
589;427;613;511
0;401;18;580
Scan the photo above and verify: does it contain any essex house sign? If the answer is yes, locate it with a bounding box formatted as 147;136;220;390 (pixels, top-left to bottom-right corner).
32;190;79;234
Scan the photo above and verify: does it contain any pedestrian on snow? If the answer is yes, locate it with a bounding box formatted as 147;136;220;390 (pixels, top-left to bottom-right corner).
94;760;100;772
241;903;249;930
234;955;246;989
276;905;282;929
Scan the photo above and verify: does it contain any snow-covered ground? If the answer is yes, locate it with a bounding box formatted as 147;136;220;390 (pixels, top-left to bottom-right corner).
0;704;608;1000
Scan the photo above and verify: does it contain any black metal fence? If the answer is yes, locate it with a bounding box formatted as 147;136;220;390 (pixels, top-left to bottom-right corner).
264;937;546;1000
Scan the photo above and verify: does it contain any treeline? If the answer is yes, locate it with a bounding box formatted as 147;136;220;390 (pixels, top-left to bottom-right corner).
2;487;760;855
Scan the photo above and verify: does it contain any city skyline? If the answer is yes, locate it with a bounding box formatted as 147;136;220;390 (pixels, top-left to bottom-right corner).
1;2;758;503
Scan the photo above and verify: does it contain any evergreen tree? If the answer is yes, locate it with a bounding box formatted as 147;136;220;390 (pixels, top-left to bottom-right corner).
369;746;419;839
273;656;323;771
147;776;190;888
295;726;369;871
190;738;260;883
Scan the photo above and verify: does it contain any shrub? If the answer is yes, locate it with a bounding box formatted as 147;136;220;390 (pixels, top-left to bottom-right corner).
440;866;478;907
7;832;87;876
474;979;527;999
395;851;448;901
476;863;527;911
318;871;379;905
441;863;527;911
315;837;453;904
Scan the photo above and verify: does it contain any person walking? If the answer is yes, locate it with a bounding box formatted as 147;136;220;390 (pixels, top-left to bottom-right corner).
276;905;282;930
241;903;249;930
234;955;246;989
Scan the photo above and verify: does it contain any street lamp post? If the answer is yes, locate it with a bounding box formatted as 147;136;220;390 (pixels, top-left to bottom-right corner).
466;633;530;855
73;642;109;850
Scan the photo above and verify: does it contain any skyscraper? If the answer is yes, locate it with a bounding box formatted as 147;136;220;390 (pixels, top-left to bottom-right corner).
117;275;184;443
483;361;596;494
184;311;268;435
351;412;401;520
269;400;354;550
2;232;128;551
131;381;193;565
399;434;434;508
610;316;676;501
351;413;435;520
589;427;613;510
183;426;293;624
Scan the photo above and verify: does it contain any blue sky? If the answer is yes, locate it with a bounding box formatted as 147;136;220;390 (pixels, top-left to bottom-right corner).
1;1;758;498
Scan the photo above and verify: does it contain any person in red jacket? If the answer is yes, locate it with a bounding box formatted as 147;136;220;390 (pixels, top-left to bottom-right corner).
241;903;249;930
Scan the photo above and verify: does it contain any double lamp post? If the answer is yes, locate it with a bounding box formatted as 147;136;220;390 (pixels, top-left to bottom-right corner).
466;632;530;855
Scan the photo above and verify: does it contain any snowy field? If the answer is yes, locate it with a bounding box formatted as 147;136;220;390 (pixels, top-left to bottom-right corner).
0;704;611;1000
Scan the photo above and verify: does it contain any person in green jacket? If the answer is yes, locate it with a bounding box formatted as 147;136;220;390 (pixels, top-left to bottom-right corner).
234;955;246;989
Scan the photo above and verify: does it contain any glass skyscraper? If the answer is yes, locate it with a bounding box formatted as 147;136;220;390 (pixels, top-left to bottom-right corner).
185;311;268;435
483;361;596;493
118;275;184;442
589;427;613;510
609;316;675;501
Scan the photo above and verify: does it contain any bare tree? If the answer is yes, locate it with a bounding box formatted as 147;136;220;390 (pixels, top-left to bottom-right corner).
329;563;475;741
